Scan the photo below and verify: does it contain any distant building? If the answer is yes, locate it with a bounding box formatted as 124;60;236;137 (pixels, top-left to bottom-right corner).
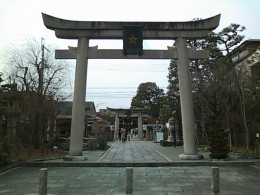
231;39;260;135
231;39;260;77
56;101;96;138
56;102;112;139
58;101;96;116
99;108;112;116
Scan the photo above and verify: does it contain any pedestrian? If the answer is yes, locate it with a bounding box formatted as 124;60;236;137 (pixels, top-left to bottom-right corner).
125;129;128;141
120;128;126;142
131;129;134;138
135;128;138;137
117;129;121;141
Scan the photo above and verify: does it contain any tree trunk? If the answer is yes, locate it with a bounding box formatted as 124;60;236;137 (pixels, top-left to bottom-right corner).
238;77;249;150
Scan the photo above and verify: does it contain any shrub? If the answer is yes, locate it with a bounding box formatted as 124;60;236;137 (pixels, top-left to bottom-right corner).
208;127;229;159
0;136;12;166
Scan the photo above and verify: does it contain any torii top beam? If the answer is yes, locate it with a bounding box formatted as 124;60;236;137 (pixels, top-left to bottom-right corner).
42;13;221;40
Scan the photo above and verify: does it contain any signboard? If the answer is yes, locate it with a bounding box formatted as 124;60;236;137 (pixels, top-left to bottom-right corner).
123;25;143;55
156;132;164;143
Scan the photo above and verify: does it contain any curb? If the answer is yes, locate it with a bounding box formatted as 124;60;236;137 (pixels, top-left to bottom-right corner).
0;163;18;173
97;142;116;162
144;141;172;162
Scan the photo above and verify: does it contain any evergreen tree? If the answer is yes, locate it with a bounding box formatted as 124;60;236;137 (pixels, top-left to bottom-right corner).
165;23;246;158
131;82;164;118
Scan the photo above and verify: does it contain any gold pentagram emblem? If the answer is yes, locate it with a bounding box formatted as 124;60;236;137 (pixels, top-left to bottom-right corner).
128;34;138;45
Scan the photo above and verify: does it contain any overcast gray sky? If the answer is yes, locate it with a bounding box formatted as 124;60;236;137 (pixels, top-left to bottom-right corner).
0;0;259;110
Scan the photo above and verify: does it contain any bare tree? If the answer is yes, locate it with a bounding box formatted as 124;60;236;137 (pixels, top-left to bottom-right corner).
3;38;72;152
5;38;71;97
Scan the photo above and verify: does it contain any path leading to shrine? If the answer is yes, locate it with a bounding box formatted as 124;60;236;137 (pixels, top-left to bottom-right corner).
98;140;170;163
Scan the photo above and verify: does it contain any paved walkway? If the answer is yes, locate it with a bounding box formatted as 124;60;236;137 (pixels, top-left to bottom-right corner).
1;165;260;194
0;139;260;194
98;140;170;163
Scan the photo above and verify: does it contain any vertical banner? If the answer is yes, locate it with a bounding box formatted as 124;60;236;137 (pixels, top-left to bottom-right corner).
123;25;143;55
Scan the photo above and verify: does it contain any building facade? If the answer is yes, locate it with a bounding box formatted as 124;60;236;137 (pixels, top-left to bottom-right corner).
232;39;260;77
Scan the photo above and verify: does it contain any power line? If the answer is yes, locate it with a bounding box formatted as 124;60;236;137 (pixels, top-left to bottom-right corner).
61;86;169;100
88;63;170;72
64;87;168;90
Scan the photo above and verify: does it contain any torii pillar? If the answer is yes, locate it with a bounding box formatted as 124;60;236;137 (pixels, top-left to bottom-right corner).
114;112;119;140
138;112;143;139
69;37;89;156
42;13;220;160
176;37;203;159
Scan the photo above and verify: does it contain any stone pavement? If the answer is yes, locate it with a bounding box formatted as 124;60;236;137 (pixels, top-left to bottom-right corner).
98;140;170;163
0;139;260;194
1;165;260;194
27;139;259;166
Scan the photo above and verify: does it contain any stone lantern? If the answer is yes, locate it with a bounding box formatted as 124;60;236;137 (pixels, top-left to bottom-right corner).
167;117;175;143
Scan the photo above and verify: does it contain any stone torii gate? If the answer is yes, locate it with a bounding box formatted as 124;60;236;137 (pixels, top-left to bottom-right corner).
106;107;146;140
42;13;220;160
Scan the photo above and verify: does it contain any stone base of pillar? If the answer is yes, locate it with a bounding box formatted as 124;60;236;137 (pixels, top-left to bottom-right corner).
63;155;88;161
179;153;204;160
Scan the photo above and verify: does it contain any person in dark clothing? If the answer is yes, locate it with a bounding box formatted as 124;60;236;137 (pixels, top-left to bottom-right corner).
117;130;121;141
120;128;126;142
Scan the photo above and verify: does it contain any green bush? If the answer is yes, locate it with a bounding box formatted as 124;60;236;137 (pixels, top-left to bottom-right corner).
208;128;229;159
0;136;12;166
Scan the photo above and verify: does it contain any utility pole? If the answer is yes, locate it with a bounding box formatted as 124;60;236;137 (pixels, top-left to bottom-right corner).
39;38;50;95
38;38;50;152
